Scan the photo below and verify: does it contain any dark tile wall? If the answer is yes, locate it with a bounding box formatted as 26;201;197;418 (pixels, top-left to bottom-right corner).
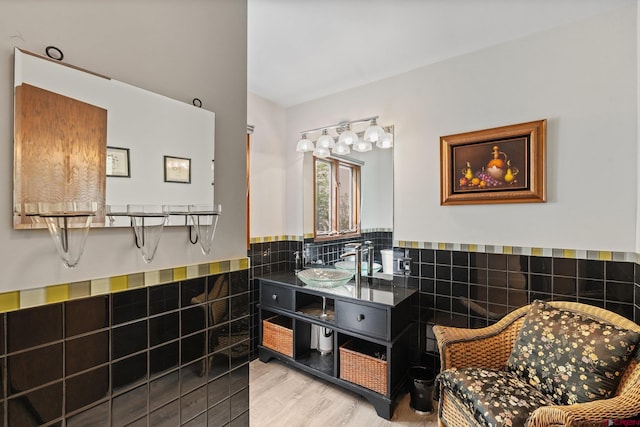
406;249;640;372
249;241;640;374
302;232;393;266
249;241;301;359
0;270;250;426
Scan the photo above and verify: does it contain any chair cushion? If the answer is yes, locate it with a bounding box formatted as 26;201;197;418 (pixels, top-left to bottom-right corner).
436;367;554;427
505;300;640;405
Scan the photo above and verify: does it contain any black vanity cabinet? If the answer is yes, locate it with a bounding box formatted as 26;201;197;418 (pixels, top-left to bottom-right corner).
257;272;418;420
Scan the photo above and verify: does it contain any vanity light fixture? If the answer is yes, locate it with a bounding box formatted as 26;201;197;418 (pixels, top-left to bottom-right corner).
297;116;393;157
363;118;385;145
187;204;222;255
36;201;97;268
338;123;358;146
332;141;351;155
378;126;394;149
296;133;314;152
127;205;169;263
316;129;334;149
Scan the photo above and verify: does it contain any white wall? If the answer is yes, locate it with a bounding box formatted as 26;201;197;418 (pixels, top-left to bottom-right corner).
0;0;247;291
247;92;287;238
284;5;638;252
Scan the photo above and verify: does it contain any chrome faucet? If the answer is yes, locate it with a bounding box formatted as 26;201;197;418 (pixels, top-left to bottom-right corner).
341;242;366;290
364;240;374;281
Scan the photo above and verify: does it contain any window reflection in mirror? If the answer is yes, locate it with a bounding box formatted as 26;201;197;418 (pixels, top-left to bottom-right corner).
314;157;360;240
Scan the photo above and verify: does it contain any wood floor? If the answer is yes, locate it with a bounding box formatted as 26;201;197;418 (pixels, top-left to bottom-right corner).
249;359;439;427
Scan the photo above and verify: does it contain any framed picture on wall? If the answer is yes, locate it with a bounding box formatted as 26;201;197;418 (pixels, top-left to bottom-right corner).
440;119;546;205
106;146;130;177
164;155;191;184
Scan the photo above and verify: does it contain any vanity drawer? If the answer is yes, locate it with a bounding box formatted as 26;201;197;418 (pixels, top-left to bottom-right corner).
261;283;295;311
336;301;387;340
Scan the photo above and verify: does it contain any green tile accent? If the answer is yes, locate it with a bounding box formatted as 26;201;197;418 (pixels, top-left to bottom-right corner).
159;269;174;284
128;273;145;289
69;281;91;299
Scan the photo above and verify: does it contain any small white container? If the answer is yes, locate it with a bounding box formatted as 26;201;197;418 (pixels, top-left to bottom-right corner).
381;249;394;274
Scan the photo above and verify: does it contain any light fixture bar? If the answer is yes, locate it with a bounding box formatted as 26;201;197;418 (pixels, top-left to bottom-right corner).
299;116;378;136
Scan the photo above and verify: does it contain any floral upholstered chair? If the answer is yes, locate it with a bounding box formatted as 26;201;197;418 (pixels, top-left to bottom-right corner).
433;300;640;427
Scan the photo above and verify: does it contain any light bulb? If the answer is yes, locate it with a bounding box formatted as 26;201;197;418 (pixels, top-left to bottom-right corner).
296;134;314;152
332;142;350;155
377;130;393;149
338;124;358;146
353;140;372;152
313;146;330;158
316;129;334;149
364;119;385;144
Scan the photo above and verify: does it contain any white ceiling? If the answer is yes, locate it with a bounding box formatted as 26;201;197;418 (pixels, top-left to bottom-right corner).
248;0;635;108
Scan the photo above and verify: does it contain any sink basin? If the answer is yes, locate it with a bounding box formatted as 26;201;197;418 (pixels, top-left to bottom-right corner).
296;268;353;288
334;261;382;275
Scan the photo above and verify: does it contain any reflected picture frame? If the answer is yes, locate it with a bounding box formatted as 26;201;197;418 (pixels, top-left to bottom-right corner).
440;119;546;205
164;155;191;184
106;146;130;178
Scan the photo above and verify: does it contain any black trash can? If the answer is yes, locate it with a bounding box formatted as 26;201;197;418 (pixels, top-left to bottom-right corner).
407;366;435;414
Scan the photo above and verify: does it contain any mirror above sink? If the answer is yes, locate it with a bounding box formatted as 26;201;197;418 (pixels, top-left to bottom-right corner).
13;48;215;229
301;124;394;270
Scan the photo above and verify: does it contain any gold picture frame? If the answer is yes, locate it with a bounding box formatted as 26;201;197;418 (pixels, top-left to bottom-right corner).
440;119;546;205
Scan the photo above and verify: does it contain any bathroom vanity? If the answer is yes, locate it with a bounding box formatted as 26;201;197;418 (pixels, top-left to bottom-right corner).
257;272;418;419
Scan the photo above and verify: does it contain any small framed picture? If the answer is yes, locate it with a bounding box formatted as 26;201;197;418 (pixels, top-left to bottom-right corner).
164;155;191;184
106;146;130;177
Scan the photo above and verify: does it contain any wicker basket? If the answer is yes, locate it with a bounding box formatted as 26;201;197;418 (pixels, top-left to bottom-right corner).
339;340;387;395
262;315;293;357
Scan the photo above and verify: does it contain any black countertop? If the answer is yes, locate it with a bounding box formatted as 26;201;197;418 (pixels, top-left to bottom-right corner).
256;271;417;307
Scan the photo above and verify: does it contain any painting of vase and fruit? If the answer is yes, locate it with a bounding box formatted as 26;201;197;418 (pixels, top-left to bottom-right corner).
453;137;528;193
440;119;546;206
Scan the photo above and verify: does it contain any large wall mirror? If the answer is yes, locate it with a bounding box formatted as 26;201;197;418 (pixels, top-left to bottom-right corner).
13;48;215;229
302;128;393;245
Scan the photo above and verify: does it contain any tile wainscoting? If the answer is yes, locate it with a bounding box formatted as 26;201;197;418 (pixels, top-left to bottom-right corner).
248;238;640;373
0;259;250;427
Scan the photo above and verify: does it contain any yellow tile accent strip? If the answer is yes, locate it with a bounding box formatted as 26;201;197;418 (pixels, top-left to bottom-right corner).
187;265;200;278
209;261;222;275
210;260;230;275
438;242;446;250
0;292;20;312
502;246;513;255
110;275;129;292
144;271;161;286
20;288;45;308
598;251;612;261
468;244;478;252
563;249;576;259
531;248;543;257
128;273;145;289
69;281;91;299
0;257;250;313
173;267;187;281
46;284;69;303
91;278;110;295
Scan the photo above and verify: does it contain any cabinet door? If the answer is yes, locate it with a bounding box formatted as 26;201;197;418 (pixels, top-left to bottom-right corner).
335;301;387;340
261;282;295;310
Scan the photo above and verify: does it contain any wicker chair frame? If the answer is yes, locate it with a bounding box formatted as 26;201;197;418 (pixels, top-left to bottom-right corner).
433;301;640;427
